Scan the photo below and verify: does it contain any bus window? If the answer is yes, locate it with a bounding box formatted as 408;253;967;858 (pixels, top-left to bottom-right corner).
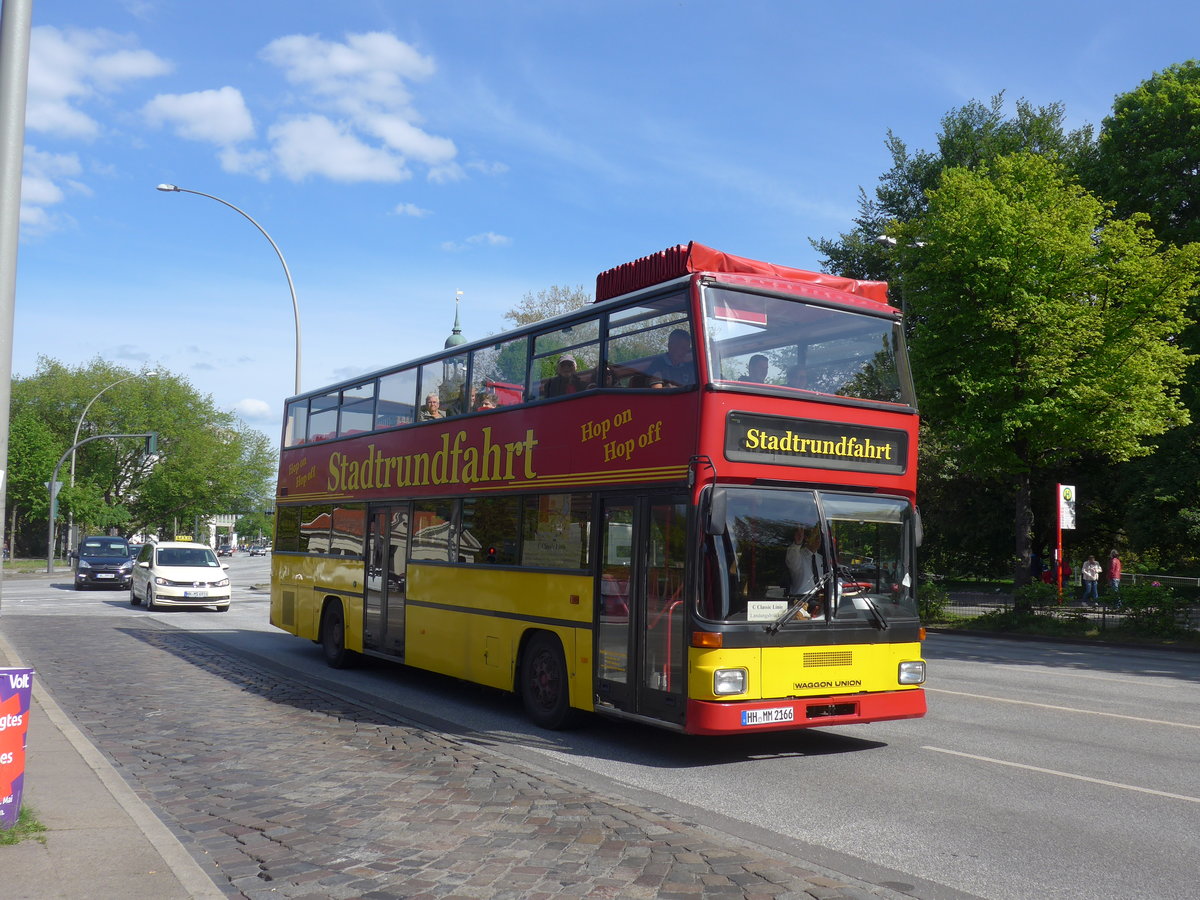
529;318;600;400
376;369;418;428
285;399;308;446
470;336;528;410
411;499;457;562
307;393;338;442
461;496;521;565
704;286;911;405
605;293;691;389
298;504;332;554
521;493;591;569
699;487;820;623
337;383;376;437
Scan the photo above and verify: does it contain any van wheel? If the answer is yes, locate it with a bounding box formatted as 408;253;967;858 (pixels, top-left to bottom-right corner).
145;587;156;611
520;632;576;729
321;603;354;669
130;586;141;606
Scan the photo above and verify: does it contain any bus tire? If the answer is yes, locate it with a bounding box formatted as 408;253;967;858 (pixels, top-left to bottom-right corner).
520;632;576;730
321;601;354;669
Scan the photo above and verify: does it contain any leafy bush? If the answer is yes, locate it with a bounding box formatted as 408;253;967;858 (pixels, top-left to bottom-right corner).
919;581;951;622
1112;583;1194;638
1013;580;1059;613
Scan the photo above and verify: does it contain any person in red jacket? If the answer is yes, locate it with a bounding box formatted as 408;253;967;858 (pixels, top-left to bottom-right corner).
1107;550;1122;597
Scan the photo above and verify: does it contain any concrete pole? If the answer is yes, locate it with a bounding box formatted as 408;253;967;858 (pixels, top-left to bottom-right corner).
0;0;33;604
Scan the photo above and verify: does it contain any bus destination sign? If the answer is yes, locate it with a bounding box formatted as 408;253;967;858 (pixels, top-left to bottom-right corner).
725;412;908;475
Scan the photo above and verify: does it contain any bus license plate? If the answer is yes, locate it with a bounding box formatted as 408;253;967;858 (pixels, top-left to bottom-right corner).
184;590;208;598
741;706;794;726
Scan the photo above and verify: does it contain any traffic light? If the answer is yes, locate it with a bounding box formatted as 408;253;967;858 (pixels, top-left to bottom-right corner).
145;432;158;456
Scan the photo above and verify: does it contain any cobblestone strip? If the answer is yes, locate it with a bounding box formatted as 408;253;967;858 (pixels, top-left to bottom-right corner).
8;616;908;900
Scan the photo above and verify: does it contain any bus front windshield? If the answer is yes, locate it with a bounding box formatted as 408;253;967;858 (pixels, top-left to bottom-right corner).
699;487;919;625
702;285;914;405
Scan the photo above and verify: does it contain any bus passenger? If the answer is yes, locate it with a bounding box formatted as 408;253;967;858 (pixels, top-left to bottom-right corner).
419;394;445;420
545;355;587;397
747;354;769;383
786;526;825;615
648;329;695;388
473;391;498;410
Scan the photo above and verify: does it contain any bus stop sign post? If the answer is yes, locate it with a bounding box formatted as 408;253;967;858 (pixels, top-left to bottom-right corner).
1057;484;1076;601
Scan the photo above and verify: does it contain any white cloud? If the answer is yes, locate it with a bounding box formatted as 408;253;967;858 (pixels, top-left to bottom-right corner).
143;87;255;144
20;148;84;234
234;398;273;421
441;232;512;252
26;26;171;139
269;115;409;182
392;203;431;217
260;31;435;110
256;32;456;184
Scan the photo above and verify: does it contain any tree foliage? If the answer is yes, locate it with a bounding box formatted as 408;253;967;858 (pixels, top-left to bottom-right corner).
1089;60;1200;247
10;357;276;553
893;153;1199;581
502;284;591;328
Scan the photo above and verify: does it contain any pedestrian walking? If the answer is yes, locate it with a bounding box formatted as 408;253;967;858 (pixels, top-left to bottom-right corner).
1081;555;1101;605
1108;550;1122;599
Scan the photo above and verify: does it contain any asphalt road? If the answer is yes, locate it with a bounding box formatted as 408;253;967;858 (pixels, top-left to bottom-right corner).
2;555;1198;900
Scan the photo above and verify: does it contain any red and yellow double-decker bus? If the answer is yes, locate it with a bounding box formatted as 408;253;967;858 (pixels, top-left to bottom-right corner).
270;242;925;734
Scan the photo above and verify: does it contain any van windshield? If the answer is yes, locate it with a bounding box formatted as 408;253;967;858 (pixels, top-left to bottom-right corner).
80;539;129;558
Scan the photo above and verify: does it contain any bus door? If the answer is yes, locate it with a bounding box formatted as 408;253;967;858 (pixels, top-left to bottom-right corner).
364;505;408;657
595;494;688;726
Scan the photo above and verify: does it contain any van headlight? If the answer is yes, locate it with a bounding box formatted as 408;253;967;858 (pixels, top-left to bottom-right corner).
714;668;747;695
899;661;926;684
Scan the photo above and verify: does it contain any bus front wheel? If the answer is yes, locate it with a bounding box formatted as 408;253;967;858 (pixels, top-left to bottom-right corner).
321;602;354;669
520;632;576;730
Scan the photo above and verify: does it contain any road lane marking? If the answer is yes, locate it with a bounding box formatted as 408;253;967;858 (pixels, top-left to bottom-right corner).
923;746;1200;804
928;687;1200;729
989;664;1196;688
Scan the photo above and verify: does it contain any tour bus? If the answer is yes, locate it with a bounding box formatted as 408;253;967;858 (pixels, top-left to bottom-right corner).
270;242;926;734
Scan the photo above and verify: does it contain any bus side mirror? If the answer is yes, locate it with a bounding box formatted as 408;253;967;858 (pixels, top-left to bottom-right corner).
706;488;727;535
914;506;924;548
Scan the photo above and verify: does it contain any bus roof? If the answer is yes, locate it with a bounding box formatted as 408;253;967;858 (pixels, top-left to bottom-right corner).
595;242;890;306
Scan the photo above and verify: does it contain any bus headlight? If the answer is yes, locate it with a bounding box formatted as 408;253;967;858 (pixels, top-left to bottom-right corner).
898;661;926;685
714;668;747;695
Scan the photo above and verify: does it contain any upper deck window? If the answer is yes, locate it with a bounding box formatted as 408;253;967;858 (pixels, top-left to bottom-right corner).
704;286;913;406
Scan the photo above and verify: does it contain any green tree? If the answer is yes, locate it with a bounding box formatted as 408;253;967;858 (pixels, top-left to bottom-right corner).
502;284;591;327
5;412;59;556
10;357;276;550
1089;60;1200;247
235;511;274;544
1085;60;1200;568
893;153;1199;585
813;94;1096;292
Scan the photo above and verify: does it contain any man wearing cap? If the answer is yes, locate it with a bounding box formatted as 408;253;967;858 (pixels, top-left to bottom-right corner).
545;354;587;397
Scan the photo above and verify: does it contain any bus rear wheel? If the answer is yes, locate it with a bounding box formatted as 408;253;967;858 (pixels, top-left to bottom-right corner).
321;602;354;669
520;632;576;729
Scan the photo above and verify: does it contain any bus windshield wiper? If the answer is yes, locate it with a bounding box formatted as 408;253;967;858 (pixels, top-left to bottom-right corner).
764;570;831;635
860;595;890;631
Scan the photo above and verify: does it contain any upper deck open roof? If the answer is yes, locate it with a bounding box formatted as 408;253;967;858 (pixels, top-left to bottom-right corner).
594;241;890;306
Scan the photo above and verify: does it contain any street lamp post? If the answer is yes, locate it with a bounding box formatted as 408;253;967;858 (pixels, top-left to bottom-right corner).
67;370;161;553
155;184;302;395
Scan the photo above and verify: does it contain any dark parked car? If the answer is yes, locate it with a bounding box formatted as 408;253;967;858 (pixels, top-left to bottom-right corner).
73;536;134;590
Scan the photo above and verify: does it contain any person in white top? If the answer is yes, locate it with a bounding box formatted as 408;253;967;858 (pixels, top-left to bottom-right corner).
1081;554;1102;606
786;526;826;599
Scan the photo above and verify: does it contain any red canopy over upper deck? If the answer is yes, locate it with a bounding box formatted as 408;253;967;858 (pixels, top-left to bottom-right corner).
595;241;890;306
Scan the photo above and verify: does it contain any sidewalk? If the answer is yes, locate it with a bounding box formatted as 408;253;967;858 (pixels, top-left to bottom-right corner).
0;635;223;900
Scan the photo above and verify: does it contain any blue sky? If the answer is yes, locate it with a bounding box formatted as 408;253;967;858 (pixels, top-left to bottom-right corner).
14;0;1200;434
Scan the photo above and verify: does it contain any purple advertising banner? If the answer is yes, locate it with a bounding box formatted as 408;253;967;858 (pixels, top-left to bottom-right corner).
1;668;35;830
